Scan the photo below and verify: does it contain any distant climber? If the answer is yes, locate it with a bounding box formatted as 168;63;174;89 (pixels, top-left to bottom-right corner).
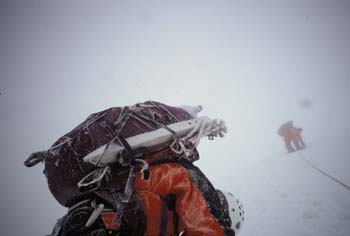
278;121;306;152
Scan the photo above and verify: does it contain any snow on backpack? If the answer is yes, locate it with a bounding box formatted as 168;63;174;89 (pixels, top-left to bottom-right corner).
24;101;226;207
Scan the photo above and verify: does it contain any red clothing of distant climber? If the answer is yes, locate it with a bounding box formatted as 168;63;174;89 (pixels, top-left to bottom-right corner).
278;121;306;152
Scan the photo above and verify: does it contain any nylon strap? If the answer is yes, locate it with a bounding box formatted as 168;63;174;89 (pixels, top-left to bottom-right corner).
159;197;169;236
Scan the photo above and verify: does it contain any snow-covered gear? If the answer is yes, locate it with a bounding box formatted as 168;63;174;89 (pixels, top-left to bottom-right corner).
25;101;198;207
26;101;236;236
180;105;203;118
83;116;227;166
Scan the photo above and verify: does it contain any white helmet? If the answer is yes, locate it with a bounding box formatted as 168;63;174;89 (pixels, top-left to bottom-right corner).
219;190;246;235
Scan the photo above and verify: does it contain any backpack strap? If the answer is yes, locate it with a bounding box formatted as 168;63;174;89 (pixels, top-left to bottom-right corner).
24;151;47;167
112;135;149;225
159;196;169;236
148;101;180;123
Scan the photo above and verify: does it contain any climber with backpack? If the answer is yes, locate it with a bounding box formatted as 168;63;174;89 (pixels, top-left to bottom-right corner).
278;121;306;153
25;101;245;236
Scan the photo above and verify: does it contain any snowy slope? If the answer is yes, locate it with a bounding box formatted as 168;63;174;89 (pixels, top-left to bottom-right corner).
225;135;350;236
1;1;348;235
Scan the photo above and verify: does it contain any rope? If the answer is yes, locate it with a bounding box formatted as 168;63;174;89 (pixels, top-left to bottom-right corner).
298;152;350;191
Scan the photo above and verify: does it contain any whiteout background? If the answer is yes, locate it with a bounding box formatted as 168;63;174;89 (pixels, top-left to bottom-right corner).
0;0;349;235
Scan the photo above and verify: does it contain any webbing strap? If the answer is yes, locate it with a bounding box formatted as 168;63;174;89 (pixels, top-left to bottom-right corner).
24;151;46;167
112;165;138;225
159;197;169;236
112;135;150;225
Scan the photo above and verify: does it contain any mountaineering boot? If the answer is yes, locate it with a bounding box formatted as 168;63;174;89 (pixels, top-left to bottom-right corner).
287;145;296;153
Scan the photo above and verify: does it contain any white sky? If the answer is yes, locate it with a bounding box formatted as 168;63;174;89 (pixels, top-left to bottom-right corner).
0;0;349;235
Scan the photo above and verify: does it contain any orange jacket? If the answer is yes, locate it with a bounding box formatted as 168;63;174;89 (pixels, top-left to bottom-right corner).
102;163;225;236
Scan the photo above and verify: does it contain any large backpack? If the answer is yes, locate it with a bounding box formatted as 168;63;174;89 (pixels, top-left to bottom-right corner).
25;101;193;207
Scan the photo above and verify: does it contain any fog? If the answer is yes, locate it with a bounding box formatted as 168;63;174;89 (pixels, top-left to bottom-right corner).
0;0;349;235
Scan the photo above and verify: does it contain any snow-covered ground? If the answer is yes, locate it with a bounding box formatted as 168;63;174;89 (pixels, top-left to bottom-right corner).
2;117;349;236
198;133;350;236
1;1;348;235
